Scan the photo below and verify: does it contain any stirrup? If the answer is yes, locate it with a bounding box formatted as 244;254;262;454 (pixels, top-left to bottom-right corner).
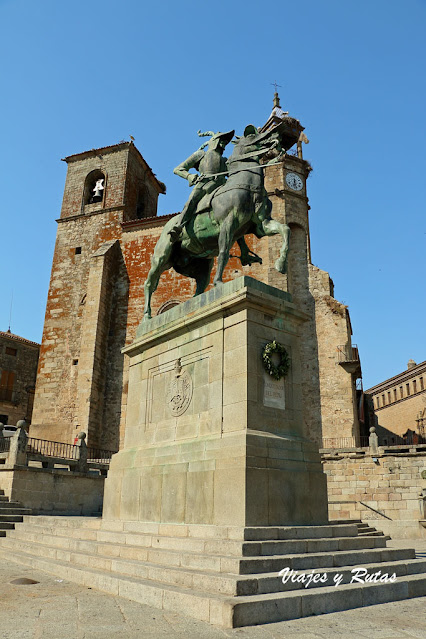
168;225;183;241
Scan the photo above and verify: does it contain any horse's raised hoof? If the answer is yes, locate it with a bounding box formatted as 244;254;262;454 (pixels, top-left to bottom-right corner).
143;312;152;321
274;257;288;274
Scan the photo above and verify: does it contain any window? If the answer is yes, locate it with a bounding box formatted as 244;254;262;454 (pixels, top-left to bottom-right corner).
75;247;82;255
0;370;15;402
413;380;417;393
387;391;391;404
406;383;410;396
376;396;380;408
136;186;147;219
400;386;403;398
421;377;424;391
382;394;385;406
5;347;17;356
72;359;78;366
393;389;397;401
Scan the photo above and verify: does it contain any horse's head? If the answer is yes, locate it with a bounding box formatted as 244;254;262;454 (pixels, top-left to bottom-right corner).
228;125;283;164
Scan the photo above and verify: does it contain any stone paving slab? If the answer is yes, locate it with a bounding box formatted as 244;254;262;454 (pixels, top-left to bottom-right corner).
0;556;426;638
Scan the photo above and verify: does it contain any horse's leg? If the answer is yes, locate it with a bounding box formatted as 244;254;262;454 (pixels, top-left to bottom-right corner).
237;237;262;266
213;212;238;286
194;258;214;296
261;218;291;274
143;237;173;320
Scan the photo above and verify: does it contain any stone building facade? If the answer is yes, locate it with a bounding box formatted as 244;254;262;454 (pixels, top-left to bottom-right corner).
30;97;362;450
0;331;40;425
366;359;426;442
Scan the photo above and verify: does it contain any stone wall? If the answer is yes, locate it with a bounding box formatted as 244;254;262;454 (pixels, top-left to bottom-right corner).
310;267;360;444
0;467;105;515
324;450;426;538
0;332;39;426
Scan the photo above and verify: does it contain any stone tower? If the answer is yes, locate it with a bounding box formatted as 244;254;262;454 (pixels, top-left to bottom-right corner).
30;143;167;449
31;98;361;451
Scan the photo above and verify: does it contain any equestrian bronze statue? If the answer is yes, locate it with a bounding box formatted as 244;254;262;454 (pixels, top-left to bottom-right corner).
143;123;290;319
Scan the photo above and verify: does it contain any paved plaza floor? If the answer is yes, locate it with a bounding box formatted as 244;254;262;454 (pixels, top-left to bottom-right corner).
0;539;425;639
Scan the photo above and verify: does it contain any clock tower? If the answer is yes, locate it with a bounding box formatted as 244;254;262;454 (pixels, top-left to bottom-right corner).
258;93;362;446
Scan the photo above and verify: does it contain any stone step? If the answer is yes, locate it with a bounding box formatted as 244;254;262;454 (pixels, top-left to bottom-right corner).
1;534;425;598
0;495;10;502
0;508;32;516
0;514;23;523
230;574;426;626
0;522;16;530
0;529;413;577
22;516;359;540
0;504;32;514
9;522;388;559
1;545;426;627
239;547;416;574
24;515;102;530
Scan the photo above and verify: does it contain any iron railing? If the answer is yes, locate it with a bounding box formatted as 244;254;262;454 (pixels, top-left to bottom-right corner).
336;344;359;363
26;437;115;464
86;447;115;463
0;437;10;453
27;438;79;460
321;433;426;450
321;436;369;449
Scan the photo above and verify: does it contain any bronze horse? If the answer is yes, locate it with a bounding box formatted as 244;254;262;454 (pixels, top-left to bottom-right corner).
143;124;290;319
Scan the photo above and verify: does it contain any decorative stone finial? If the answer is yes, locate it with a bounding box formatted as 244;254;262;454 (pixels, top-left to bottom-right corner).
78;431;86;440
407;359;417;369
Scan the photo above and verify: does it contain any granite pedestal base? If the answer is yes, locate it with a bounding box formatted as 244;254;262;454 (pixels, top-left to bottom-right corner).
103;277;328;526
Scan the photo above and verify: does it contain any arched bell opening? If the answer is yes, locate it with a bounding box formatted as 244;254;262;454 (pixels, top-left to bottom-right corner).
83;169;106;206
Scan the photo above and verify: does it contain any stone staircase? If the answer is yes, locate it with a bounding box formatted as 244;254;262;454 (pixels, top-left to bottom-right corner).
0;516;425;627
0;489;32;535
330;518;391;539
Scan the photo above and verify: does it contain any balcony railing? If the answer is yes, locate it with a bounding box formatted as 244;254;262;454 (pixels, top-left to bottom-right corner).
0;437;10;453
321;436;369;449
321;433;426;450
336;344;360;363
27;437;115;464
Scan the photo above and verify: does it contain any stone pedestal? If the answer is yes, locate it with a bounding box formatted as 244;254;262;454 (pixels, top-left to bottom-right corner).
103;276;328;526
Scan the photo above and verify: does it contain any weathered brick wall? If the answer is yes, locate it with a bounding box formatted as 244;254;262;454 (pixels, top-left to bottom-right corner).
0;333;39;425
324;452;426;538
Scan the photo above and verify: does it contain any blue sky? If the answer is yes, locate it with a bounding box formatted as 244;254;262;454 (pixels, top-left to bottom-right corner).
0;0;425;389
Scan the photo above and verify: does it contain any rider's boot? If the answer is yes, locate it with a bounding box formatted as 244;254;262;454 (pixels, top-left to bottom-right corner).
168;224;183;242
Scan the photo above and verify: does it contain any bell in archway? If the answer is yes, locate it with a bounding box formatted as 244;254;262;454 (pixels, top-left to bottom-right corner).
92;178;104;202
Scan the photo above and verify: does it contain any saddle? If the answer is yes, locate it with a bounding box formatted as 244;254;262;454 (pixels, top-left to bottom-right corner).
195;181;264;215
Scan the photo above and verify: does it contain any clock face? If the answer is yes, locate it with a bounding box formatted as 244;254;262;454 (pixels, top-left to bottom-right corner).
285;172;303;191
